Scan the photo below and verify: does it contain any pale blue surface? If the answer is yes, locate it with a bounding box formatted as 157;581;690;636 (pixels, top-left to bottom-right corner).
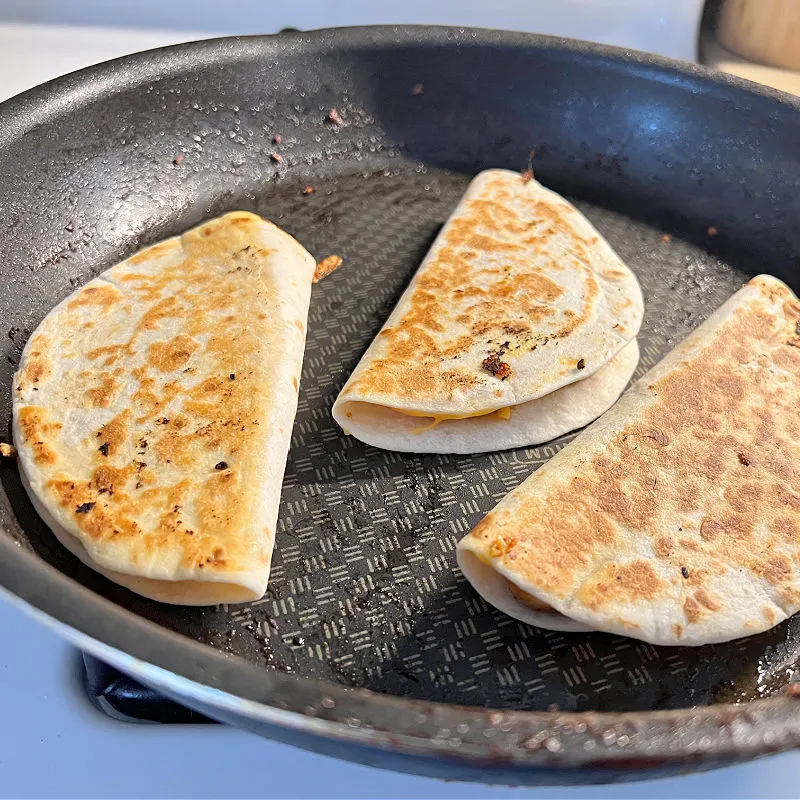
1;597;799;799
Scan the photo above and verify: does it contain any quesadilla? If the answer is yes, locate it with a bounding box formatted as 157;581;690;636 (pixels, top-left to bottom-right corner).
13;212;316;605
458;274;800;646
332;169;643;453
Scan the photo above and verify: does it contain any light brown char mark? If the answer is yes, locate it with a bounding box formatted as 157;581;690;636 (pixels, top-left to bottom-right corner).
67;283;122;313
98;409;131;457
18;334;53;388
85;373;121;408
17;406;61;465
313;254;343;283
46;466;230;575
126;239;181;266
147;334;199;372
575;560;664;612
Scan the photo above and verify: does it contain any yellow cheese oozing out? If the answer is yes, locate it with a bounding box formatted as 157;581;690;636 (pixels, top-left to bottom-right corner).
398;405;513;432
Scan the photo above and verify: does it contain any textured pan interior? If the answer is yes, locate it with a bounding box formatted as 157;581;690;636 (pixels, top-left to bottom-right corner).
1;29;800;721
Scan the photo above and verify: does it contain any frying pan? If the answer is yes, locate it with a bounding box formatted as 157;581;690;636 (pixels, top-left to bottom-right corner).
1;25;800;786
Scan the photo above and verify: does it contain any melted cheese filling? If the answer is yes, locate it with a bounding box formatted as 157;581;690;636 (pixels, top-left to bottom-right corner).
398;405;513;432
507;580;557;614
471;550;558;615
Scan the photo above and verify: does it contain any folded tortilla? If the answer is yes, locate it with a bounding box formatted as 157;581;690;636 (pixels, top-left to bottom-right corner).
12;212;315;605
332;169;643;453
338;340;639;454
458;275;800;645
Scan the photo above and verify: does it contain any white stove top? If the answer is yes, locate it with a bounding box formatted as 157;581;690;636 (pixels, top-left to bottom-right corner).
3;596;799;797
2;6;800;797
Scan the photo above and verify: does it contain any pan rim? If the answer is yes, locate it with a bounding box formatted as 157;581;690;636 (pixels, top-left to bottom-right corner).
5;535;800;771
1;24;800;774
0;23;798;143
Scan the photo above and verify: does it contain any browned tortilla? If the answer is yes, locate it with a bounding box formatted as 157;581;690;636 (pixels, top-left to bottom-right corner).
13;212;316;605
333;169;643;453
458;275;800;644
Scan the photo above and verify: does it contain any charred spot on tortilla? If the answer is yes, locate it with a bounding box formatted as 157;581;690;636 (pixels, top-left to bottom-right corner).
482;355;512;380
76;502;95;514
98;443;109;457
577;358;586;370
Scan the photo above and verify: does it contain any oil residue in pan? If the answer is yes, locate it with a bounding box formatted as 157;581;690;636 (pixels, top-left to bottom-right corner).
9;163;798;713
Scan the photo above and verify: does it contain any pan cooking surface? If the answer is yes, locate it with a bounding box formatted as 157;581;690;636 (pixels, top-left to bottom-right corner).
7;164;800;713
1;29;800;721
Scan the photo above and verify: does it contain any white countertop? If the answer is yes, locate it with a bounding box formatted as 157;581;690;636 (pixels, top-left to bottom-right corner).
2;9;800;798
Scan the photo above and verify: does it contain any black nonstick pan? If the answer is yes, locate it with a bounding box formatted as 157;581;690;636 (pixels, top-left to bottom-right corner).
1;26;800;787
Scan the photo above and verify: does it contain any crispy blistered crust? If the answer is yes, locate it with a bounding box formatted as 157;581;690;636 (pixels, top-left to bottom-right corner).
12;212;315;604
460;275;800;645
